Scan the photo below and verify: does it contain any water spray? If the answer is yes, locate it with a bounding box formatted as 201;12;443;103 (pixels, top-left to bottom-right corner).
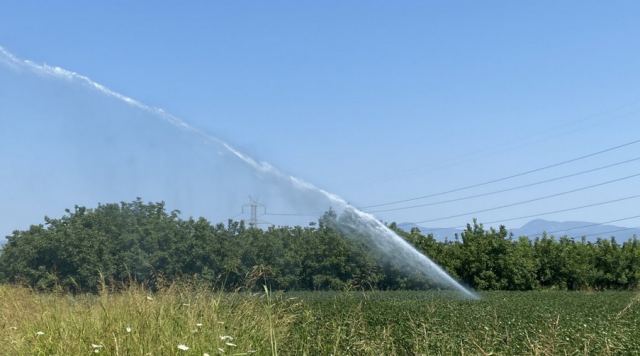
0;45;478;299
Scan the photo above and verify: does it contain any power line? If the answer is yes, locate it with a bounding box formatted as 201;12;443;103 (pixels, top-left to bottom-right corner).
446;194;640;229
416;214;640;240
525;215;640;238
258;180;640;223
361;138;640;209
237;168;640;226
367;156;640;213
265;212;320;217
252;193;640;233
358;99;640;186
236;196;640;238
581;227;639;239
413;172;640;224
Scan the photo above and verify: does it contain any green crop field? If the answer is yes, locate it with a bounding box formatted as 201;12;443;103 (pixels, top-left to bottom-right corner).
1;286;638;355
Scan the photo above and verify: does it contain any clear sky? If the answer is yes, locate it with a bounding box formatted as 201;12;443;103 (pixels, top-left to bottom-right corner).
1;1;640;236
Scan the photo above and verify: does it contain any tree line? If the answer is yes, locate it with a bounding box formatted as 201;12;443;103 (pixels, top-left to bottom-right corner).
0;199;638;293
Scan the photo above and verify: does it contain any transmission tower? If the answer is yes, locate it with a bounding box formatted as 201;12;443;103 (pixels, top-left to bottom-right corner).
242;197;266;228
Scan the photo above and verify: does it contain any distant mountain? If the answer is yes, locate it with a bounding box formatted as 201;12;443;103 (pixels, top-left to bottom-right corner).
398;219;640;243
397;223;463;241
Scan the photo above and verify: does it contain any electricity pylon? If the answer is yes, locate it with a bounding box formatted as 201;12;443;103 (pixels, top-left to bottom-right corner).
242;197;266;228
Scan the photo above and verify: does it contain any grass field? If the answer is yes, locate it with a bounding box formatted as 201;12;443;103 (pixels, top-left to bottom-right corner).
0;286;638;355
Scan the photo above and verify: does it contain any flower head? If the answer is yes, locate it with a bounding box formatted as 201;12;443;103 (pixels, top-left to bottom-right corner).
178;344;190;351
126;326;132;333
36;331;45;336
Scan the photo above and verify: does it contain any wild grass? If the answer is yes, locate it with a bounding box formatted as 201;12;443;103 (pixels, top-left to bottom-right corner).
0;285;638;355
0;283;299;355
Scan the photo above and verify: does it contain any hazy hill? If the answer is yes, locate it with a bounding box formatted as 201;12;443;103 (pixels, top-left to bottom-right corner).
399;219;640;242
397;223;464;241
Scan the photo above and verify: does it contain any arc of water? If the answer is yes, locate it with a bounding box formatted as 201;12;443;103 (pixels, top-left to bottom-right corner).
0;46;477;299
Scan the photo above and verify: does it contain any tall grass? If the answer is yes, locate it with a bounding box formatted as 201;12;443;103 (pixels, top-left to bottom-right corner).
0;285;638;355
0;284;299;355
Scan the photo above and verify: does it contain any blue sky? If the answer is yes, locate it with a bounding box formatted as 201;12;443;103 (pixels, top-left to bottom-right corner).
1;1;640;235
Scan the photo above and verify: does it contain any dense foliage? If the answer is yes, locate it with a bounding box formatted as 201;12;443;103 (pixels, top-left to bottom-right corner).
0;200;638;293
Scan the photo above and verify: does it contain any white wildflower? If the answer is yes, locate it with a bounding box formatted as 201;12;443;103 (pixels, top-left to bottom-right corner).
91;344;104;349
178;344;190;351
217;348;225;353
146;296;154;301
225;342;237;347
126;326;132;333
36;331;45;336
220;335;234;341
